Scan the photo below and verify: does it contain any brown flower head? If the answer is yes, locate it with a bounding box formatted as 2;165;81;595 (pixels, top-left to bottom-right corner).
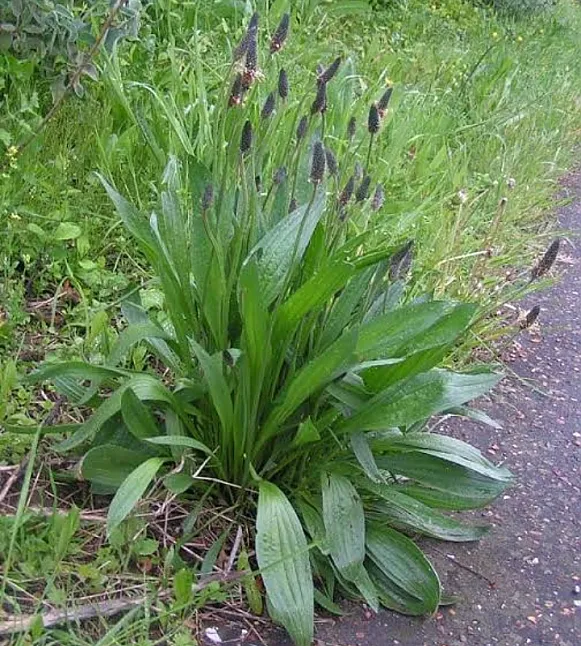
325;147;338;176
318;57;341;84
233;12;259;61
372;184;385;211
311;81;327;115
368;103;380;134
530;239;560;281
389;241;414;281
356;175;371;202
339;175;355;206
229;74;244;107
310;141;326;184
240;120;253;155
261;92;276;119
296;115;308;141
347;116;356;140
278;69;289;100
520;305;541;330
377;86;392;116
270;12;290;53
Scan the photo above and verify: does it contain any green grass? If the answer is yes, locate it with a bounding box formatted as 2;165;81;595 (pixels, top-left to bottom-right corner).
0;0;580;643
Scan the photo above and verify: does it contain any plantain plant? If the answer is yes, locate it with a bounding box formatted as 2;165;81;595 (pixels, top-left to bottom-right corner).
28;12;513;646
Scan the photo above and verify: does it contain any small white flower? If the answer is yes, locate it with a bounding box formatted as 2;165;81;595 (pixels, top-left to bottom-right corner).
507;177;516;189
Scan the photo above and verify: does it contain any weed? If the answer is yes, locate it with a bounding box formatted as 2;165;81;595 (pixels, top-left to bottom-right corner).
0;0;579;643
25;12;515;645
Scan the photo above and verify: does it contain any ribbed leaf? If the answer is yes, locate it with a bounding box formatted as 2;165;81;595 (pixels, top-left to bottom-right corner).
107;321;174;368
366;524;440;614
375;432;498;464
27;361;129;384
256;482;314;646
394;481;505;511
146;435;212;455
98;175;155;249
363;482;489;541
320;268;375;349
338;369;501;433
292;418;321;447
161;188;190;284
273;249;394;349
298;499;329;555
378;451;511;508
366;346;450;393
269;171;290;226
350;432;384;483
263;329;358;441
237;258;271;449
55;375;180;452
357;303;475;393
121;388;159;440
242;189;326;306
446;405;502;429
322;473;365;581
326;375;371;412
4;423;80;436
376;433;514;482
356;302;475;361
82;445;153;489
367;561;430;616
314;588;343;615
363;281;405;323
239;258;271;375
274;259;358;347
107;457;167;535
121;302;183;373
190;340;233;434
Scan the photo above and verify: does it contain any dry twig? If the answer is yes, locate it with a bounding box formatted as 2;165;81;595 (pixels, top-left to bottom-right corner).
0;458;28;505
0;573;245;636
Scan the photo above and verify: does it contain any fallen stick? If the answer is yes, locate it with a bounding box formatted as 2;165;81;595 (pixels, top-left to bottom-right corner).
0;596;147;635
225;525;244;574
0;458;28;505
0;572;245;636
0;506;107;522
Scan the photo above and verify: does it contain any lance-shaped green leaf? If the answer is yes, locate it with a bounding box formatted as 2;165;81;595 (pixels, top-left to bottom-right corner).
55;375;183;452
256;482;314;646
121;388;160;440
98;175;155;250
107;457;167;535
377;447;513;510
366;524;440;615
356;301;475;361
321;473;379;611
242;188;326;306
190;340;233;434
362;482;490;541
261;329;358;443
82;445;153;489
338;369;501;433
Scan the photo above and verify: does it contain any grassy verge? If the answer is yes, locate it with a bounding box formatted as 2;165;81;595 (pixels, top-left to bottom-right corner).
0;0;580;643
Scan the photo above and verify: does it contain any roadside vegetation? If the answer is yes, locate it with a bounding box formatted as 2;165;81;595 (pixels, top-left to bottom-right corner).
1;1;579;644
